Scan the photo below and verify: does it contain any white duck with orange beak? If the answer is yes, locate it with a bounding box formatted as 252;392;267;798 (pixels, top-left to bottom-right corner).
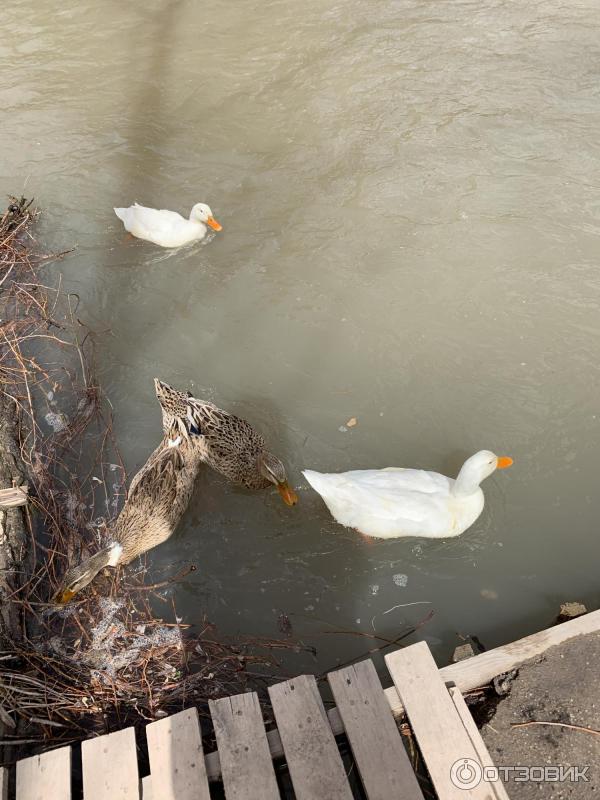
303;450;513;539
114;202;222;247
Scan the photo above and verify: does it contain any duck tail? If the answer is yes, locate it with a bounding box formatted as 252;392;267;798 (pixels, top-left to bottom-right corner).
114;207;127;222
154;378;189;416
154;378;204;440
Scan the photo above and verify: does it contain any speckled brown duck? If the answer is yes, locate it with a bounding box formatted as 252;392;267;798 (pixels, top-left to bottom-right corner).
54;392;205;604
154;378;298;507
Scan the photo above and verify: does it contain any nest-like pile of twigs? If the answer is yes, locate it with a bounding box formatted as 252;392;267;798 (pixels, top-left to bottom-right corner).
0;198;307;752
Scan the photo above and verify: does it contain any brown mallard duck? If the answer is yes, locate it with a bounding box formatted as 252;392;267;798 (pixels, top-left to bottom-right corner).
154;378;298;506
54;394;205;604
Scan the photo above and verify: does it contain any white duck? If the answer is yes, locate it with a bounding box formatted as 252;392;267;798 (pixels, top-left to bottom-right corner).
114;202;222;248
303;450;513;540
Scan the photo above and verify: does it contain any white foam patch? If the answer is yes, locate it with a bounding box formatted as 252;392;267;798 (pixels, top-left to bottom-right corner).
107;542;123;566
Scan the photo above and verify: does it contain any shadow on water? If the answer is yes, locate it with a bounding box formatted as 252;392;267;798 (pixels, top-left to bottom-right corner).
101;0;192;359
118;0;188;199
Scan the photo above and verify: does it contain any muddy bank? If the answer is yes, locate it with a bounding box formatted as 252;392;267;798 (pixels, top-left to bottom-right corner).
0;392;28;647
0;202;35;765
0;200;34;649
0;392;29;764
482;630;600;799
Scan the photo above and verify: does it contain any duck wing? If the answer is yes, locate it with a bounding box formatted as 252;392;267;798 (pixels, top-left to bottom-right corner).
187;399;263;451
114;204;188;240
303;468;454;537
127;442;182;504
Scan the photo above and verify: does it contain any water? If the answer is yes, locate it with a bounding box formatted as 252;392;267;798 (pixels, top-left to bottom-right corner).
3;0;600;675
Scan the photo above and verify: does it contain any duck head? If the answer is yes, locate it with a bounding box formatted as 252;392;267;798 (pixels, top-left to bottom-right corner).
453;450;513;496
53;543;122;605
154;378;189;421
154;378;204;444
258;452;298;507
190;203;222;231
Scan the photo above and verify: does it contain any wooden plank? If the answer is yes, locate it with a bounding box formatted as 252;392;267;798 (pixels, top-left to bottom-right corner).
269;674;353;800
205;705;338;782
0;767;8;800
449;687;509;800
16;746;71;800
141;775;152;800
205;750;222;783
0;484;28;508
328;659;423;800
204;611;600;783
209;692;280;800
145;707;209;800
81;727;138;800
386;641;496;800
383;608;600;720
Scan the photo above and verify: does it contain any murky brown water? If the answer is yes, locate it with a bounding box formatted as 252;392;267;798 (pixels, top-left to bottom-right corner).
3;0;600;673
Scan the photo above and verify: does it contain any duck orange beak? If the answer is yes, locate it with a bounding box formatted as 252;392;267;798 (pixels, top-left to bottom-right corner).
277;480;298;507
207;217;222;232
55;588;76;605
496;456;513;469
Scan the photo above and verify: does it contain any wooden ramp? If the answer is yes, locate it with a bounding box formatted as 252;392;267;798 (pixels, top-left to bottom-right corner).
6;606;600;799
5;638;514;800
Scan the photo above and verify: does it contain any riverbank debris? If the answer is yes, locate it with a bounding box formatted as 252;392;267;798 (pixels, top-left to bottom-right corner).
452;642;475;663
556;601;587;624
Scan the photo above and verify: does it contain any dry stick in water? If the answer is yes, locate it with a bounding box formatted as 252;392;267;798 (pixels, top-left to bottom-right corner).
317;609;435;678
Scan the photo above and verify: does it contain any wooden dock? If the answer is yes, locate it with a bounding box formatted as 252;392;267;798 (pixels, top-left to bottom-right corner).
4;609;600;800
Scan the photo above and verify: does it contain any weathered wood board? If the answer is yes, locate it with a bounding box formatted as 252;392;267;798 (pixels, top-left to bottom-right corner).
449;687;510;800
145;707;210;800
384;609;600;719
16;746;71;800
386;641;497;800
0;767;8;800
210;692;280;800
269;675;353;800
81;727;138;800
328;659;423;800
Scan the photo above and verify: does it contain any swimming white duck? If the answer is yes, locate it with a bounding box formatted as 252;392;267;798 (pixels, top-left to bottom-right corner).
303;450;513;539
114;202;222;248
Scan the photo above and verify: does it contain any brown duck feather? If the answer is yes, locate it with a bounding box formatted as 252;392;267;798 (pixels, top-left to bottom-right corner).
115;437;203;563
54;395;206;603
154;378;289;491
